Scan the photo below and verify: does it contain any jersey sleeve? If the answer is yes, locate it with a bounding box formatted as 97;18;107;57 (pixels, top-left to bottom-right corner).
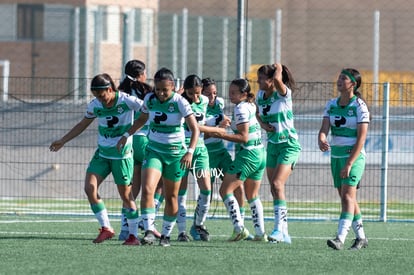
234;103;250;125
85;99;97;119
216;97;225;111
123;92;144;112
141;93;153;114
178;95;194;117
284;86;292;99
323;99;334;118
356;98;370;123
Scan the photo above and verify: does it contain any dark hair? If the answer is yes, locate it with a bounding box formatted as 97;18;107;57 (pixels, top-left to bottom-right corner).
201;77;216;90
182;74;202;103
124;59;145;77
118;60;152;99
90;73;116;92
154;67;175;83
183;74;202;90
231;78;255;103
257;64;296;91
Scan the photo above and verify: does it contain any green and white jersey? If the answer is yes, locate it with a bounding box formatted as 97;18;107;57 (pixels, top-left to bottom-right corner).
323;95;370;158
130;88;149;136
204;97;226;151
231;101;263;150
85;91;144;159
142;92;193;154
256;86;298;144
184;94;208;147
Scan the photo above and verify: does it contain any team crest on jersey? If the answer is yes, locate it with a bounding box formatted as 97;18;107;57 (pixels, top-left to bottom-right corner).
347;109;354;116
117;106;124;114
168;103;175;112
270;97;275;103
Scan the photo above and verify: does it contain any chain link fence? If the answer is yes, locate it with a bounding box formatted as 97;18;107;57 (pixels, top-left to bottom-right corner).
0;1;413;221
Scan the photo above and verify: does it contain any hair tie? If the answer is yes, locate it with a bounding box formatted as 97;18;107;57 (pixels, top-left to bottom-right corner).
126;74;137;81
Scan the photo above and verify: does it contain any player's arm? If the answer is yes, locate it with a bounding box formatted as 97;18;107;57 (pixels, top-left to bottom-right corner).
208;121;249;144
255;102;274;132
318;117;330;152
49;117;94;152
181;114;200;169
273;63;286;96
116;112;148;151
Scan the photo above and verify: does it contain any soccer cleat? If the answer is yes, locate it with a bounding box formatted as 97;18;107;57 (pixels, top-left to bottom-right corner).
122;234;141;245
190;224;201;241
252;234;268;242
159;235;171;247
268;229;283;243
93;227;115;243
141;230;157;245
177;232;191;242
118;230;129;241
228;227;250;241
327;237;344;250
195;225;210;241
349;238;368;250
268;229;292;244
245;233;255;241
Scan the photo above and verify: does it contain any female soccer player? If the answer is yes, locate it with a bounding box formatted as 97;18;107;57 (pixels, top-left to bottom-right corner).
255;63;301;244
318;68;369;250
50;73;143;245
177;74;211;242
207;78;267;241
118;67;199;247
117;59;161;240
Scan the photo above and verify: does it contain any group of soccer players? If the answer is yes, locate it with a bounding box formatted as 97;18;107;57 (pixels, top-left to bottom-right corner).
50;60;369;250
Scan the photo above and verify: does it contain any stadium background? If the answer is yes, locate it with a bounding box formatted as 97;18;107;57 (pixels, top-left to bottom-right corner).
0;0;413;222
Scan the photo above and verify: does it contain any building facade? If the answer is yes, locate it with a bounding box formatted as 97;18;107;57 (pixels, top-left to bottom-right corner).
0;0;158;98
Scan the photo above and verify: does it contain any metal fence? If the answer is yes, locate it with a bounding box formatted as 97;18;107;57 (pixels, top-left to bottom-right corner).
0;1;413;221
0;78;412;222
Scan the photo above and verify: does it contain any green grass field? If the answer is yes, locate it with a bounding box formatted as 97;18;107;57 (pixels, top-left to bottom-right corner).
0;215;413;275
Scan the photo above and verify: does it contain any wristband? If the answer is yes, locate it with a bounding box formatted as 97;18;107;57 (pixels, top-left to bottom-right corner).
122;132;130;138
187;147;194;154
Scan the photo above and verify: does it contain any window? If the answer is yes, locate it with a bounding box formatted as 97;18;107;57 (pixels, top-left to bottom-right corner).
134;9;142;42
98;5;120;43
17;4;44;40
134;8;153;46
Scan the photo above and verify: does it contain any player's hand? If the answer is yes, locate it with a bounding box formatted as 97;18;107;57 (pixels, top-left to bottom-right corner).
49;140;64;152
180;151;193;169
219;116;231;128
340;164;351;179
318;139;330;152
273;63;283;80
261;123;275;132
117;136;127;153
